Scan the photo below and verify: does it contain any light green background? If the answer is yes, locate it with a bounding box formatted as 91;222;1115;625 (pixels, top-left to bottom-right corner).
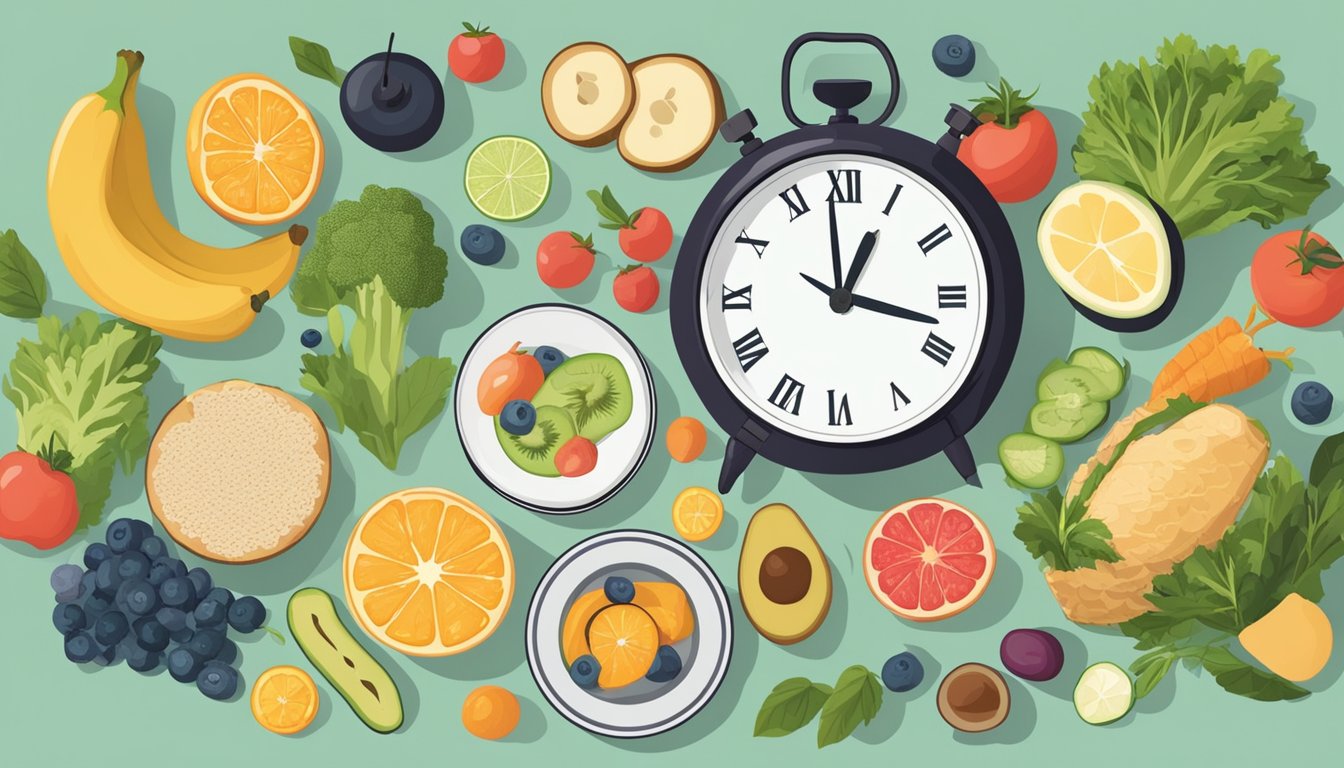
3;0;1341;763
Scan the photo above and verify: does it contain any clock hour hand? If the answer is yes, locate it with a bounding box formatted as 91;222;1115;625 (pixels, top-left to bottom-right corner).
841;230;880;293
799;271;835;297
828;199;843;289
849;293;940;324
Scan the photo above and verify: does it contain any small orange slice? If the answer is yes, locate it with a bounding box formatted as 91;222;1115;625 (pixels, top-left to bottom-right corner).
251;666;319;735
586;604;659;688
344;488;515;657
187;74;323;225
672;486;724;542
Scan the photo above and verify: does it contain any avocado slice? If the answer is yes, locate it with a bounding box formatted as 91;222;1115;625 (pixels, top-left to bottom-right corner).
531;353;633;441
738;504;832;645
495;404;577;477
288;588;403;734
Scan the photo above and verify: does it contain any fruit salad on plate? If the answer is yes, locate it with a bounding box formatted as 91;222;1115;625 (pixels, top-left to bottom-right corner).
562;576;694;693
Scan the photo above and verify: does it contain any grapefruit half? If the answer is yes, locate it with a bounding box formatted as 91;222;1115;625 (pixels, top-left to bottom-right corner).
863;498;995;621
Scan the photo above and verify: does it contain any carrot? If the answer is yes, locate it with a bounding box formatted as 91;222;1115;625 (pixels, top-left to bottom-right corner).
1145;306;1293;410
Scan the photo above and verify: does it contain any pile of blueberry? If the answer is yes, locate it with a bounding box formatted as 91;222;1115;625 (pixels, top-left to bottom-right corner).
50;518;267;701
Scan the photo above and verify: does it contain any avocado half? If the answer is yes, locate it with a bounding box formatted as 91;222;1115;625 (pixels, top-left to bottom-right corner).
738;504;832;645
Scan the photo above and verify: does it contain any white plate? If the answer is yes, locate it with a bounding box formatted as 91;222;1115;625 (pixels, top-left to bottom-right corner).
454;304;656;514
526;531;733;738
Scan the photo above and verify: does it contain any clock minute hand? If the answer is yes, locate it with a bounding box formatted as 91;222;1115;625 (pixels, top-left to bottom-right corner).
842;229;880;293
828;199;843;289
849;293;940;324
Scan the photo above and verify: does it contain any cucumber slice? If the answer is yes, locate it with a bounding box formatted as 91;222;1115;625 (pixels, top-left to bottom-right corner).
1068;347;1127;400
1037;365;1109;403
998;433;1065;488
1035;358;1070;389
1028;398;1108;443
1074;662;1134;725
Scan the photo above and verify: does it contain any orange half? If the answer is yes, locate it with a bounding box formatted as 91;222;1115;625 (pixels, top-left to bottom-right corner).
187;74;323;225
344;488;515;657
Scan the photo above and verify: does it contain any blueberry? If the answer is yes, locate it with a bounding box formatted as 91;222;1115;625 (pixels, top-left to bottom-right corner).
533;345;567;376
170;626;195;644
227;596;266;633
1292;381;1333;425
932;34;976;77
155;607;189;633
91;643;118;666
193;599;228;628
133;617;170;652
139;535;168;560
81;592;111;623
50;563;83;597
94;559;122;597
197;661;239;701
126;645;161;673
189;629;226;660
64;632;99;663
77;570;97;602
53;603;87;635
120;579;161;616
569;654;600;688
881;651;925;693
216;638;239;665
105;518;146;554
93;610;130;646
146;559;174;587
167;647;205;683
83;543;112;571
206;587;234;608
300;329;322;348
603;576;635;604
116;551;150;582
460;223;505;266
645;645;683;683
186;568;213;599
159;577;197;609
499;400;537;436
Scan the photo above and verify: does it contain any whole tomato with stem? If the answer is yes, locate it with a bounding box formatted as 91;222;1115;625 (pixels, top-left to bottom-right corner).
0;437;79;550
1251;226;1344;327
588;186;674;263
537;232;596;288
449;22;506;83
957;78;1057;203
614;265;660;312
477;341;545;415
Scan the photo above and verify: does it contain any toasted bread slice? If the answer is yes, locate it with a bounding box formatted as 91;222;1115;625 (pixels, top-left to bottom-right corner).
542;42;633;147
147;380;330;563
619;55;724;173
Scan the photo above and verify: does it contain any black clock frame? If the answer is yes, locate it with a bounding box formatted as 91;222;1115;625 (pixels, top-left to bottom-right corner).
671;105;1024;493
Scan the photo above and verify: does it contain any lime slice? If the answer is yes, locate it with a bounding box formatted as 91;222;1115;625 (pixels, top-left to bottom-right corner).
1074;662;1134;725
464;136;551;221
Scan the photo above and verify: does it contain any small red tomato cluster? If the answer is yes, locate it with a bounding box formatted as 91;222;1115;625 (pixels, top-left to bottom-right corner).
535;186;674;313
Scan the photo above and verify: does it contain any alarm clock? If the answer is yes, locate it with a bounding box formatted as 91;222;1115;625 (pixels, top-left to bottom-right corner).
670;32;1024;493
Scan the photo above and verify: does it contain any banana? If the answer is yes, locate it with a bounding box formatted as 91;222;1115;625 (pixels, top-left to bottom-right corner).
48;51;268;342
111;57;305;298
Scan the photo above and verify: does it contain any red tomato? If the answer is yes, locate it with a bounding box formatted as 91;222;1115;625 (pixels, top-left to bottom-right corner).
477;341;545;415
1251;227;1344;327
613;265;659;312
958;110;1057;203
619;208;674;263
537;232;596;289
0;449;79;550
555;437;598;478
448;23;505;83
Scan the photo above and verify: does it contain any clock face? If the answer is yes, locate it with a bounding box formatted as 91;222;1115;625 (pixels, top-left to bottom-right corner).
698;153;989;443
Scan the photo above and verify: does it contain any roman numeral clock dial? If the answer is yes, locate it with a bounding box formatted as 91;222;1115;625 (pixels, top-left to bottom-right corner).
698;154;989;443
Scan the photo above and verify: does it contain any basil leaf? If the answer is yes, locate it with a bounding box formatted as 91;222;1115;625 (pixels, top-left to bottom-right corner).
288;36;345;87
753;678;832;738
0;229;47;318
1310;431;1344;494
817;666;882;748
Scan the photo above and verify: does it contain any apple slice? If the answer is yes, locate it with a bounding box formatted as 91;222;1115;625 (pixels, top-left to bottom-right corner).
619;55;724;173
542;43;633;147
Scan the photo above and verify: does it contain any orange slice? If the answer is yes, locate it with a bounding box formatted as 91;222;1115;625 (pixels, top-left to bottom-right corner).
672;486;723;542
586;603;660;688
187;74;323;225
251;666;319;735
344;488;514;657
863;498;995;621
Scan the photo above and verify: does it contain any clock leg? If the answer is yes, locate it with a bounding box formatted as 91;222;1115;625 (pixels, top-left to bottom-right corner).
944;436;981;487
718;436;758;494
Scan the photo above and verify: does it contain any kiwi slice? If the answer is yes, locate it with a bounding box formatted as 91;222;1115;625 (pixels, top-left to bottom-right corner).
532;353;634;441
496;405;577;477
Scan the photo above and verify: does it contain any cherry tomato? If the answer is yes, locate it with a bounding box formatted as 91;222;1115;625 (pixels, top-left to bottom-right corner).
619;208;674;263
0;447;79;550
1251;227;1344;327
957;79;1057;203
613;265;659;312
477;341;545;415
554;437;598;478
448;22;506;83
537;232;596;289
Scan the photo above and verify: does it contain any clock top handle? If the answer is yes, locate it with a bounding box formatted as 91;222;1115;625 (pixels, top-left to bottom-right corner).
781;32;900;128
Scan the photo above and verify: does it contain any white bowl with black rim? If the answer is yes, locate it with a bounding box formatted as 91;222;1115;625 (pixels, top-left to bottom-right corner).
526;530;733;738
453;304;656;514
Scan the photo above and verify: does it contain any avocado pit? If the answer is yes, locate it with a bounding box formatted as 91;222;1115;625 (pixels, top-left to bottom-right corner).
759;546;811;604
937;663;1010;732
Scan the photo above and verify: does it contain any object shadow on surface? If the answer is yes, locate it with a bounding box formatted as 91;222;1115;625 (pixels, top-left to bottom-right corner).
409;197;483;353
516;161;574;230
398;71;473;162
502;695;548;743
160;307;285;361
1030;625;1090;701
291;685;334;737
479;39;527;92
918;549;1022;633
967;42;1000;84
781;560;846;660
137;84;178;228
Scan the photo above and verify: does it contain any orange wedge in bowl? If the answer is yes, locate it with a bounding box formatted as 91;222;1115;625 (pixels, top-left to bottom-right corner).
187;74;323;225
344;488;514;657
